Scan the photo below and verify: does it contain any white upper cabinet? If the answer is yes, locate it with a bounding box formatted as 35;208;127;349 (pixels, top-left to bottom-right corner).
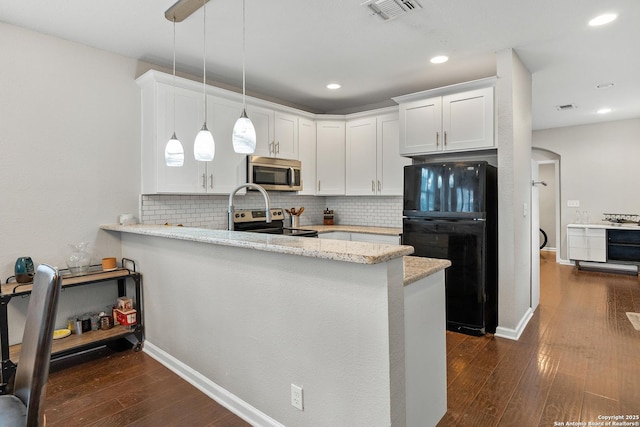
346;117;378;195
298;117;317;195
398;97;442;155
274;112;299;159
246;104;274;157
442;88;494;152
346;112;410;196
247;105;299;159
396;81;495;156
137;71;245;194
208;97;248;194
316;120;346;195
377;113;411;195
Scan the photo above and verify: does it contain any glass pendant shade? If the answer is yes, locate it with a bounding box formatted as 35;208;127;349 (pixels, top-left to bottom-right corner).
194;124;215;161
232;109;256;154
165;132;184;167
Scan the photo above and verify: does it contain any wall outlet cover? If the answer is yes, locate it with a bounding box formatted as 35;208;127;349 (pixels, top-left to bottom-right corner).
291;384;304;410
567;200;580;208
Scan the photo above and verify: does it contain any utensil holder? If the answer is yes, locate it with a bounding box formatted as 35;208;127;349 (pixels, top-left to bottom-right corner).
291;216;300;228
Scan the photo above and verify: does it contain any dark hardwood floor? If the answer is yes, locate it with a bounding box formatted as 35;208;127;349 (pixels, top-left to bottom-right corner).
438;251;640;426
42;251;640;426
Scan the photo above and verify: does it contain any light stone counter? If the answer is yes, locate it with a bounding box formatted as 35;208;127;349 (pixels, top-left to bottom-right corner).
306;224;402;236
403;256;451;286
100;224;413;264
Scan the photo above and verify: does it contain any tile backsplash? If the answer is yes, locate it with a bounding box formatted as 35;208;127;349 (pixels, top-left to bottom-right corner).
141;194;403;229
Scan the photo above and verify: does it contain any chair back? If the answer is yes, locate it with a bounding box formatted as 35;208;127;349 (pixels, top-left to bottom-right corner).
13;264;62;426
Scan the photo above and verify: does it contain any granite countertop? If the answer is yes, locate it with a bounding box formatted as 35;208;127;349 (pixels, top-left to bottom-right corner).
403;256;451;286
305;224;402;236
567;223;640;230
101;224;413;265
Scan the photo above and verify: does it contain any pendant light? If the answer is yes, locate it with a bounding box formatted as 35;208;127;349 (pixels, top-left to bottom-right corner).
232;0;256;154
193;0;215;161
165;17;184;167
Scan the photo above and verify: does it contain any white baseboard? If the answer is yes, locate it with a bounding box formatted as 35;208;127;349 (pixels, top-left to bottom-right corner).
495;308;533;341
143;341;283;427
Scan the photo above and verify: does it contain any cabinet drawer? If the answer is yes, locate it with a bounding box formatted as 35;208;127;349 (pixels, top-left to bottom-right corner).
567;227;605;237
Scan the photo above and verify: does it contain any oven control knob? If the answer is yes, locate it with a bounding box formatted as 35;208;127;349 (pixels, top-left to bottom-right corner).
240;213;245;218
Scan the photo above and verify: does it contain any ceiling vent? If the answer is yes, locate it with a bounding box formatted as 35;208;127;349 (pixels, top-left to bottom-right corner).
362;0;422;21
556;104;578;111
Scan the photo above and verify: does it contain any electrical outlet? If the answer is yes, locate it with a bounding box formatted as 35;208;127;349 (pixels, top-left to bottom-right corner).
291;383;304;410
567;200;580;208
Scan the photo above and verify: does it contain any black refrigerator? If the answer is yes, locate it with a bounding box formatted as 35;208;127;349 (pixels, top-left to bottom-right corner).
402;161;498;336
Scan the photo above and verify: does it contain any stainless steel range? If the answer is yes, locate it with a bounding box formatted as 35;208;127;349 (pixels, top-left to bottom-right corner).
232;208;318;237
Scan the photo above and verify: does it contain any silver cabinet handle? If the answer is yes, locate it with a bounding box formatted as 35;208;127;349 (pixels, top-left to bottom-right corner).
444;131;447;146
209;174;214;189
318;180;321;191
275;141;280;154
201;173;206;189
436;132;439;147
269;141;274;154
377;180;381;192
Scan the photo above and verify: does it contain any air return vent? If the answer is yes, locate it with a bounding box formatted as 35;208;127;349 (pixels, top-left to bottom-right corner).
556;104;578;111
362;0;422;21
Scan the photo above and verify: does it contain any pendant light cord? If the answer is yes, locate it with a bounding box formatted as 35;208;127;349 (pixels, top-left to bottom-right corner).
202;0;207;124
242;0;247;110
172;17;177;133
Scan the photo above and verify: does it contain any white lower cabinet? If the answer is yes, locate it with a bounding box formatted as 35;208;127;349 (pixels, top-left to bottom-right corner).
567;226;606;262
318;232;351;241
350;233;401;245
319;232;400;245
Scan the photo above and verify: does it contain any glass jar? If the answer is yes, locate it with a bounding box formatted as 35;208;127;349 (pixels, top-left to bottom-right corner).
67;242;91;275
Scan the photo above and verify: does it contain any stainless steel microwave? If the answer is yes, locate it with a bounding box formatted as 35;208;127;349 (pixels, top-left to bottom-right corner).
247;155;302;191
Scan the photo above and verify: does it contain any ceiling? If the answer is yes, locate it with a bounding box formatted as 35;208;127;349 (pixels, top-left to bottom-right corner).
2;0;639;130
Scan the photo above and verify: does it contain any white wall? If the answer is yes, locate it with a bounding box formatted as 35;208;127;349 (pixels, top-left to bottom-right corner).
495;48;533;338
0;23;141;337
538;163;556;249
119;232;405;427
533;118;640;260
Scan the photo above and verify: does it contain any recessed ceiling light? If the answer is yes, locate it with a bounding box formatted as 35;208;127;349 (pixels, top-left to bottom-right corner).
588;13;617;26
597;108;612;114
430;55;449;64
326;83;341;90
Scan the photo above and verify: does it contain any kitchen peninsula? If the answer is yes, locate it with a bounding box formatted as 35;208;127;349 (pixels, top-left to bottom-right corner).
100;224;449;427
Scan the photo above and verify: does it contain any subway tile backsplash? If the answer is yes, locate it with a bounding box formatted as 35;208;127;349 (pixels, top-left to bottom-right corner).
141;194;403;229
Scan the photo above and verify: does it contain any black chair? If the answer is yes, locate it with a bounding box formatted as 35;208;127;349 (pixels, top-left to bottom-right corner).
0;264;62;427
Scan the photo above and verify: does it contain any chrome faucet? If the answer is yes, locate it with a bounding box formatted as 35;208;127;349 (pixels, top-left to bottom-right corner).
228;183;271;231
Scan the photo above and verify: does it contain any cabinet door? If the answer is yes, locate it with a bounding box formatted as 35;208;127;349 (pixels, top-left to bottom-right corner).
246;105;274;157
316;121;346;195
298;118;317;195
346;117;377;195
156;83;207;193
399;97;442;155
442;87;494;152
378;113;411;196
350;233;400;245
207;96;246;194
274;112;299;159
